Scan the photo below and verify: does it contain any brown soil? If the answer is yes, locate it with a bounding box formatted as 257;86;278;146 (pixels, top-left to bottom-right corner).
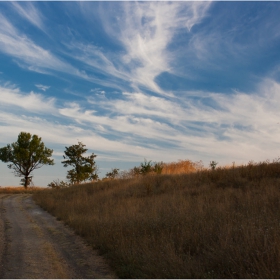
0;194;116;279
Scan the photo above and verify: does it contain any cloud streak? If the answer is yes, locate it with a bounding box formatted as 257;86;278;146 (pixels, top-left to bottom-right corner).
11;2;45;32
0;85;56;114
116;2;211;94
72;2;212;95
0;13;91;81
58;78;280;162
35;84;50;92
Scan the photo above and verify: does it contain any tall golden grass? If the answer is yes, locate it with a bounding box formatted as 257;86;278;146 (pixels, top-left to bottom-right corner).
0;186;44;194
116;159;202;179
162;159;203;174
34;159;280;278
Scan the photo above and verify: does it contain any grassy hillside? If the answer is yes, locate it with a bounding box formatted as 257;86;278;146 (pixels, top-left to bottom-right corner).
34;159;280;278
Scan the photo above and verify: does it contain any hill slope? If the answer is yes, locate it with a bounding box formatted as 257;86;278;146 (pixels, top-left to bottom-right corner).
34;160;280;278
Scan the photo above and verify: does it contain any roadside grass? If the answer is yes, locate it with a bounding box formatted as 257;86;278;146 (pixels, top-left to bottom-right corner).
0;186;44;194
34;159;280;278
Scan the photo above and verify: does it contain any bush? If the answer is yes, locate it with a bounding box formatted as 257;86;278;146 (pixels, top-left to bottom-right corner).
47;179;69;189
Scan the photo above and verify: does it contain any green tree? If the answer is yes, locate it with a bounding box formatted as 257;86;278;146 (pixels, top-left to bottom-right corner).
209;160;218;170
153;161;164;174
0;132;54;188
105;168;119;180
140;159;153;175
62;142;98;184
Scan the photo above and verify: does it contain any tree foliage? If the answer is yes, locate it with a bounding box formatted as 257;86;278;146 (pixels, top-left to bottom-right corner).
140;159;163;175
105;168;119;180
153;161;164;174
140;159;153;175
62;142;98;184
0;132;54;188
210;161;218;170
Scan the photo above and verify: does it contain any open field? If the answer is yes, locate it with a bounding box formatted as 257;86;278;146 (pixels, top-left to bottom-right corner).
34;159;280;278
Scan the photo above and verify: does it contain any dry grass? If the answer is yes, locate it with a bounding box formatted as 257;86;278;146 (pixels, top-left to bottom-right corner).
162;159;203;175
0;186;44;194
34;159;280;278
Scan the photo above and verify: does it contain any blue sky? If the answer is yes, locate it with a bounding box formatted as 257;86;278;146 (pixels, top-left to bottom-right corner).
1;1;280;186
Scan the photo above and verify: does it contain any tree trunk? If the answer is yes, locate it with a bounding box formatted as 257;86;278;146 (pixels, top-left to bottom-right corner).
24;175;28;189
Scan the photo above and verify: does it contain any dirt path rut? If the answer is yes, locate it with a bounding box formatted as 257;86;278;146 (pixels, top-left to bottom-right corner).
0;194;116;279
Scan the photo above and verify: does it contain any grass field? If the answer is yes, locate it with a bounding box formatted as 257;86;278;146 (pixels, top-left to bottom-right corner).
33;159;280;278
0;186;44;194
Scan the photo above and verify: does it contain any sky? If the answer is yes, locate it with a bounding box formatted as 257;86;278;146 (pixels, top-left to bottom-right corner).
1;1;280;187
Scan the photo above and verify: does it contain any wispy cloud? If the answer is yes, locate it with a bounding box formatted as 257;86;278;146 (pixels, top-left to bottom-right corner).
1;78;280;169
180;2;280;75
72;2;211;95
58;78;280;162
0;13;121;88
115;2;211;94
0;2;212;96
0;85;56;113
35;84;50;92
0;110;165;161
87;92;185;124
10;2;45;32
0;13;78;76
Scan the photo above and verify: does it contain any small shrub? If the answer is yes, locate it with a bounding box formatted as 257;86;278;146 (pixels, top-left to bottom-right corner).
47;179;69;189
210;160;218;170
105;168;119;180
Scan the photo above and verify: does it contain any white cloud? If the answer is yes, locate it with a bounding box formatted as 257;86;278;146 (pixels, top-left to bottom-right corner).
2;77;280;163
0;14;124;88
11;2;45;32
64;43;133;92
0;85;56;113
59;78;280;163
87;92;185;124
179;4;280;73
72;2;212;95
90;88;106;95
0;13;78;76
0;2;211;96
35;84;50;92
116;2;211;94
0;111;164;160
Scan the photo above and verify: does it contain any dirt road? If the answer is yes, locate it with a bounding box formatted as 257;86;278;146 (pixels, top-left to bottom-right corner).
0;194;116;279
